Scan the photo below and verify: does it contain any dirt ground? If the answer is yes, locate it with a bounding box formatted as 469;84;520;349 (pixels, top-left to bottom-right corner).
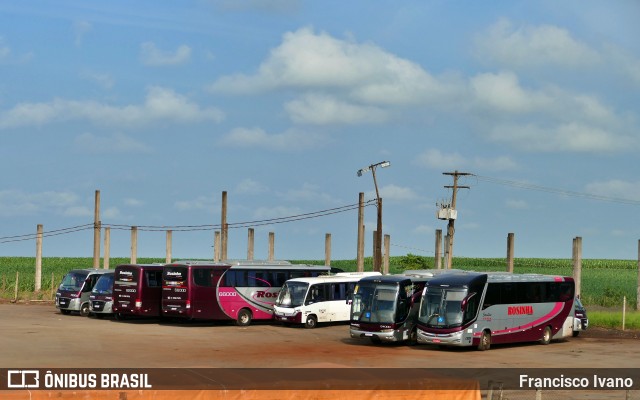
1;302;639;398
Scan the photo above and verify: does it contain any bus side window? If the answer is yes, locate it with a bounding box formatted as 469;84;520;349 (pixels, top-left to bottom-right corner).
482;283;499;309
193;268;213;287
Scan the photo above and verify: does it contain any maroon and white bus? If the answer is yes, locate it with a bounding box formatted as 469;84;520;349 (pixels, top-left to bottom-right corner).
416;271;575;350
112;264;165;319
161;260;331;326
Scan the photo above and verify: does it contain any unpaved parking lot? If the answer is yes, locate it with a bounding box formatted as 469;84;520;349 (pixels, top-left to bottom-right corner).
1;302;638;370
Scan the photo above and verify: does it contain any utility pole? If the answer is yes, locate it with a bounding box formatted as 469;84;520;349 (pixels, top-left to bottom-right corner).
442;171;471;269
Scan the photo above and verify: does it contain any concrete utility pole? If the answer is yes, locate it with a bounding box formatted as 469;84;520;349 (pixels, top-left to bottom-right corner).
93;190;101;269
442;171;471;269
221;191;228;261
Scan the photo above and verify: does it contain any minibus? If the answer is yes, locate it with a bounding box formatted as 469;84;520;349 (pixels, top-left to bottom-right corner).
55;269;114;316
89;272;115;318
274;272;381;328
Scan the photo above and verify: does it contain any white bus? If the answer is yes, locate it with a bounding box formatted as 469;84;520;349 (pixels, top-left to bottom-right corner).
416;271;575;350
274;272;381;329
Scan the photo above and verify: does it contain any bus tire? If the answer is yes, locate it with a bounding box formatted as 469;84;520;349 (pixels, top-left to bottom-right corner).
478;330;491;351
237;309;252;327
304;315;318;329
80;303;91;317
541;326;552;345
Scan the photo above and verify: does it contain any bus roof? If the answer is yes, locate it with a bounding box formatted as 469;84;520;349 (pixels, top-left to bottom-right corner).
284;272;380;284
426;271;572;287
167;260;330;271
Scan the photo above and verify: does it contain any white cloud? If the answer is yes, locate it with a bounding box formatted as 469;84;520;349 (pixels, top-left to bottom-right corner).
80;71;115;90
470;71;551;114
414;148;518;172
505;199;529;210
488;123;635;153
412;224;433;234
0;86;224;129
281;183;338;204
585;180;640;201
73;21;92;47
475;18;600;68
253;205;302;220
210;27;458;106
74;132;152;154
220;126;329;151
140;42;192;66
366;184;418;202
285;93;387;125
0;190;78;217
235;179;269;195
124;198;145;207
175;195;215;212
0;36;33;64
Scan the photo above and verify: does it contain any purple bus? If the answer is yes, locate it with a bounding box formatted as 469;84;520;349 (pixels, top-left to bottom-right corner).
112;264;164;319
162;260;331;326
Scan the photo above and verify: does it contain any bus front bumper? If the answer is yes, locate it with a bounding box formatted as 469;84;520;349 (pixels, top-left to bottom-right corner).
350;327;403;342
417;328;467;346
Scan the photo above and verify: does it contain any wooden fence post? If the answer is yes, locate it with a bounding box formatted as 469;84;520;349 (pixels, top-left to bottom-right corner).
573;237;582;299
13;271;19;302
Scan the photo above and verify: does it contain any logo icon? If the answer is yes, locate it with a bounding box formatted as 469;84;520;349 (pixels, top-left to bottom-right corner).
8;370;40;388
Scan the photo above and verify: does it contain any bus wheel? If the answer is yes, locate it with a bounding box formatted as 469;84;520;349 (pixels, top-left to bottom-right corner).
541;326;552;345
80;303;90;317
478;331;491;351
304;315;317;329
237;309;252;327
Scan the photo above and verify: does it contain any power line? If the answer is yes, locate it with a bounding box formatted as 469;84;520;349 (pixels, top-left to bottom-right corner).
0;224;94;244
474;175;640;206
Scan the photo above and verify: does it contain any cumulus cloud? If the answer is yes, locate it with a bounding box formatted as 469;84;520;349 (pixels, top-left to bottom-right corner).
0;86;224;129
220;126;329;151
475;18;600;68
414;148;517;172
0;190;84;217
210;27;458;106
175;195;215;212
73;21;92;47
74;132;152;154
235;179;269;195
488;123;635;153
585;180;640;201
140;42;192;66
285;93;387;125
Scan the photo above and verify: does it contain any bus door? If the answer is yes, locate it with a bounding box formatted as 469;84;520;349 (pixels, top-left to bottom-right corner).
191;267;216;319
330;282;353;321
306;284;329;322
141;267;163;316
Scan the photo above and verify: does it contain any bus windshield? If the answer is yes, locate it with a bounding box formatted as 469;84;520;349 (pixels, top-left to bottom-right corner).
60;272;88;291
351;284;399;324
92;274;114;295
275;281;309;308
419;287;470;328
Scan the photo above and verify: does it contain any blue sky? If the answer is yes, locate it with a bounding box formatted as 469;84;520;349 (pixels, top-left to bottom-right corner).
1;0;639;261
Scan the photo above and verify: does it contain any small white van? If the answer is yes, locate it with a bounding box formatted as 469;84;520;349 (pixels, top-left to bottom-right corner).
273;272;381;328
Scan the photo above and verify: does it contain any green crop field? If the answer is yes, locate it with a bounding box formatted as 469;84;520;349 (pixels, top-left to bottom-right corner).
1;255;638;311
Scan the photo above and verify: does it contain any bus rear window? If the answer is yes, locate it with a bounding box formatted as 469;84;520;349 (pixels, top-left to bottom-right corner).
163;267;188;285
116;268;137;283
